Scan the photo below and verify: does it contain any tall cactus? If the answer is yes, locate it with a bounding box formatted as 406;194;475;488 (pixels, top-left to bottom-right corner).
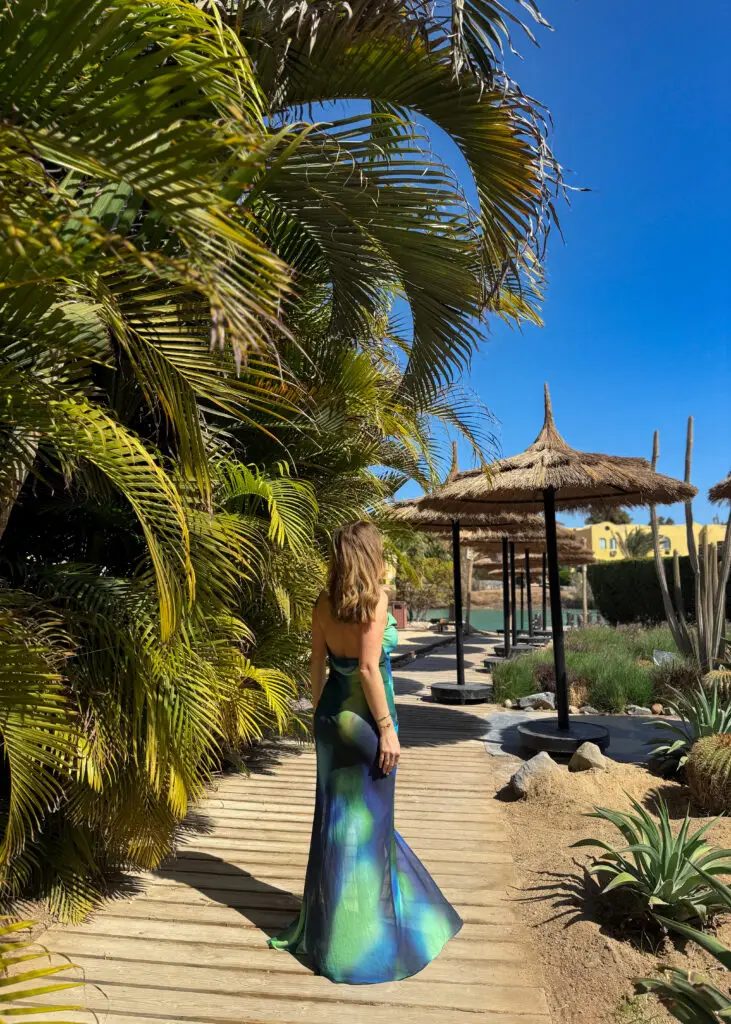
650;418;731;673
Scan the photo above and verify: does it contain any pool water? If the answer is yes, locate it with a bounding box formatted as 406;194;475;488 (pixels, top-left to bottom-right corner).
421;607;601;630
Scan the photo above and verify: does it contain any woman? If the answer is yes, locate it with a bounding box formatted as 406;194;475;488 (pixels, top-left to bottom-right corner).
268;521;462;984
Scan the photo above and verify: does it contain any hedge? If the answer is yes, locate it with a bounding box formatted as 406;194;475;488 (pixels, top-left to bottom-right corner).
588;556;731;625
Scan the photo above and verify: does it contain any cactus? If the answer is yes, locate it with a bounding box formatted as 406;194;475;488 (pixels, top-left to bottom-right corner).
650;418;731;673
704;669;731;700
686;734;731;813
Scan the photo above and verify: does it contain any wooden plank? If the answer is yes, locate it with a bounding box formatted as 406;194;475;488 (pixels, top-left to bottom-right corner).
21;1000;551;1024
20;964;551;1017
144;875;514;907
53;915;526;948
165;840;513;865
89;893;513;927
38;931;532;976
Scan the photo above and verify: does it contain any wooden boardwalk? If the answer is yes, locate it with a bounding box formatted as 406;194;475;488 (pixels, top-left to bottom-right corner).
32;640;551;1024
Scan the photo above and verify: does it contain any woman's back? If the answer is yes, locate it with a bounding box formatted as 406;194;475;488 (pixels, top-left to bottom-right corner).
315;590;387;659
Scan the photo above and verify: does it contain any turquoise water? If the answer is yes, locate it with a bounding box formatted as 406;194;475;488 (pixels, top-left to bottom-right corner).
422;607;600;630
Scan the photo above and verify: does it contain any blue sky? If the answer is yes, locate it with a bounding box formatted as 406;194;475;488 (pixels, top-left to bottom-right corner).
397;0;731;526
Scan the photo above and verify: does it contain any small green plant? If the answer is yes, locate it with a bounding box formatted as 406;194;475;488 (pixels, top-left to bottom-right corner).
650;682;731;775
686;734;731;814
572;796;731;924
0;916;81;1020
636;867;731;1022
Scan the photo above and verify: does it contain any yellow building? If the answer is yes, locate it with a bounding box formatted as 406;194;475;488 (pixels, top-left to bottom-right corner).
569;521;728;561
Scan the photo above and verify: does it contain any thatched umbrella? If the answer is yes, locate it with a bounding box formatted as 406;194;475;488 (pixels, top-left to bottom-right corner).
419;384;696;752
471;530;592;643
710;476;731;503
384;497;545;698
475;540;594;639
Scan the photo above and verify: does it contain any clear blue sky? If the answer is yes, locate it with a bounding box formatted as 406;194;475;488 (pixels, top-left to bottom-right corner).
397;0;731;526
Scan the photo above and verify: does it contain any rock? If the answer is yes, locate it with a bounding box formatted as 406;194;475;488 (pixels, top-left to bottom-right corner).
503;699;514;709
626;704;653;716
518;692;556;711
510;752;559;797
579;705;600;715
569;741;609;772
569;705;580;715
651;703;664;715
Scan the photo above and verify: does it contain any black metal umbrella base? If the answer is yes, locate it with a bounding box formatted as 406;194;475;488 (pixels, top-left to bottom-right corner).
431;681;492;705
518;718;610;754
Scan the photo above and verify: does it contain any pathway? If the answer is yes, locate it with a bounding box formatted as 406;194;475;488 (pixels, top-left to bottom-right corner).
31;638;551;1024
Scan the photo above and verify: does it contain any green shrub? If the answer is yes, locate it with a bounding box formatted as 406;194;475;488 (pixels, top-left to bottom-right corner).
588;557;731;626
564;624;676;660
650;659;702;699
686;733;731;813
581;654;654;712
492;631;655;712
492;651;548;701
573;797;731;924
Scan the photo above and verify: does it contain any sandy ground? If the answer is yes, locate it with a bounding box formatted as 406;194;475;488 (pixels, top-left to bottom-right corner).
490;757;731;1024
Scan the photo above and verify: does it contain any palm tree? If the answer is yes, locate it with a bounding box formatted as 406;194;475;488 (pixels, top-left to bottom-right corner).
617;528;655;560
0;0;557;917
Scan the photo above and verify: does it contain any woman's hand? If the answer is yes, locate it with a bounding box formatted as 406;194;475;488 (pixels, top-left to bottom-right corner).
378;720;400;775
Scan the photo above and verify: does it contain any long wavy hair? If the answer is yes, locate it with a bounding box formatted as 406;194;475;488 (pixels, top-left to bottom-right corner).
328;521;384;624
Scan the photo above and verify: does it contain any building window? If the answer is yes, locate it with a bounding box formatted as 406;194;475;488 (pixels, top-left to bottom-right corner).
609;538;617;551
661;536;671;554
599;538;607;550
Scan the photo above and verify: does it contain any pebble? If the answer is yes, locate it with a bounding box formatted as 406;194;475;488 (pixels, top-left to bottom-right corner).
626;704;653;716
651;703;664;715
518;692;556;711
569;705;580;715
579;705;600;715
504;699;514;709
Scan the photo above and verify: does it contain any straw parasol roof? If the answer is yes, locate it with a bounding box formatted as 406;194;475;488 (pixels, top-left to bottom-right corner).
465;527;589;557
384;498;543;534
476;547;595;571
709;475;731;504
419;385;698;514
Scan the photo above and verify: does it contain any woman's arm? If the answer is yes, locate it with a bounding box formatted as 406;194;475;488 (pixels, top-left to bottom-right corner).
359;592;400;775
310;599;328;709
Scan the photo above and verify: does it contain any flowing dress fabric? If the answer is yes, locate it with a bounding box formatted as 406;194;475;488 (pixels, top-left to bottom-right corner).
268;614;463;984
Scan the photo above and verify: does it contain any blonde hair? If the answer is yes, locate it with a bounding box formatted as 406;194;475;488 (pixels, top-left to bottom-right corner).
328;521;384;624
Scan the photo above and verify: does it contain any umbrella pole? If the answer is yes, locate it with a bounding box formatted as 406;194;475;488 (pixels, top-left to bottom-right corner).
582;564;588;626
509;541;518;648
541;552;547;630
451;518;465;686
543;487;569;730
519;572;524;633
525;550;534;636
502;536;511;659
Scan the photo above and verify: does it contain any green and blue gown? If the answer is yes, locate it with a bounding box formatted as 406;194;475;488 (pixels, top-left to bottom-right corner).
268;614;463;983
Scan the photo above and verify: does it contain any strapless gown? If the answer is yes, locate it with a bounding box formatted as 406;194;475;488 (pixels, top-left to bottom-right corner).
268;614;462;983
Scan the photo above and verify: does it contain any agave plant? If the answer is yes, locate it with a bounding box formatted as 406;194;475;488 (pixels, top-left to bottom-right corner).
572;796;731;924
649;682;731;776
636;867;731;1022
0;917;81;1021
